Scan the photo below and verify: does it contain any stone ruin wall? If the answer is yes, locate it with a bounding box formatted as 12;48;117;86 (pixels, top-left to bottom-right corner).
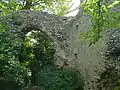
8;9;120;90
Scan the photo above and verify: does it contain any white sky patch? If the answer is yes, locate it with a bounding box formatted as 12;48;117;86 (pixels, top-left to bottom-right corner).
65;0;80;17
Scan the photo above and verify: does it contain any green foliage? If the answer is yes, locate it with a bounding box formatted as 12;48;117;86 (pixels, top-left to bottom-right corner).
114;79;120;90
48;0;72;16
0;0;71;16
0;56;30;90
0;17;30;90
17;30;55;65
22;31;55;85
0;13;55;88
36;65;84;90
26;31;55;65
80;0;120;46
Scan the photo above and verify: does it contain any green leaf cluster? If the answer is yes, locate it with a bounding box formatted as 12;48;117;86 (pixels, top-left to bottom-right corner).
36;65;84;90
0;18;30;90
80;0;120;46
0;0;71;16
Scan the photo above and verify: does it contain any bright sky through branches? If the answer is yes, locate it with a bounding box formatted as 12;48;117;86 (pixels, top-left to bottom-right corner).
1;0;81;16
65;0;80;16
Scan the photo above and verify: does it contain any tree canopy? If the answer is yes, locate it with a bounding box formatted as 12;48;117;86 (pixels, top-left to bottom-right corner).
0;0;72;15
